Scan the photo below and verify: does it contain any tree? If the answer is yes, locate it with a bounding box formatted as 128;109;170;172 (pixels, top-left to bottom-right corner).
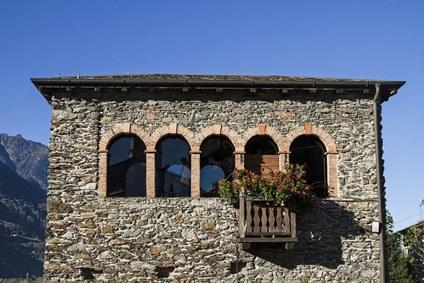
386;212;415;282
404;225;424;281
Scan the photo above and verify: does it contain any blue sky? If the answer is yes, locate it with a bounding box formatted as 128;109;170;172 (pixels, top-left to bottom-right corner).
0;1;423;230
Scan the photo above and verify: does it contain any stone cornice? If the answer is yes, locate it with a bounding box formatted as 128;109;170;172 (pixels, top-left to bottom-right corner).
31;74;405;103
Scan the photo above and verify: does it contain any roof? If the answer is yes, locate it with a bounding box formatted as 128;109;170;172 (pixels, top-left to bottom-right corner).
31;73;405;102
397;221;424;235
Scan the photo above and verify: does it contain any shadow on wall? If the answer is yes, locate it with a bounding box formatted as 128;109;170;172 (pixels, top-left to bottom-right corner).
243;200;366;269
61;89;361;104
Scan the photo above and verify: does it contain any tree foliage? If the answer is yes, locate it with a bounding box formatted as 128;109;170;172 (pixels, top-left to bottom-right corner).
404;225;424;281
386;212;423;282
386;213;414;282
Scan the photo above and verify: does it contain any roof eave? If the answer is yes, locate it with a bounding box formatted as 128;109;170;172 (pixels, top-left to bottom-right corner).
31;77;405;103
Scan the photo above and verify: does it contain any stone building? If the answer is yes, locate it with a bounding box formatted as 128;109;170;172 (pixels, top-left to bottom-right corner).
32;74;404;282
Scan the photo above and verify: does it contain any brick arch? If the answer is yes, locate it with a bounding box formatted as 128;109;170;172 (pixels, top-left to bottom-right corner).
242;124;287;172
284;124;338;197
150;123;195;151
97;122;151;197
242;124;286;153
98;122;151;152
284;124;337;153
197;124;242;152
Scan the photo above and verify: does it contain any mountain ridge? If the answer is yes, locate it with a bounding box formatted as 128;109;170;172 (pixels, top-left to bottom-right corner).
0;133;47;278
0;133;48;191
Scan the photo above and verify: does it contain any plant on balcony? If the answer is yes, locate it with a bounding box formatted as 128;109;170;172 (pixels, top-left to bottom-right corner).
217;164;314;209
216;179;240;203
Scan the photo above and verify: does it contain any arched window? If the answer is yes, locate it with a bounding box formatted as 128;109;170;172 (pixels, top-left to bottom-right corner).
156;135;191;197
289;135;327;197
107;135;146;197
200;135;235;197
245;135;279;175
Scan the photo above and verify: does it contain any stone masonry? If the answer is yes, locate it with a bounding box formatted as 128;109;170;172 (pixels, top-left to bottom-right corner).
33;74;404;282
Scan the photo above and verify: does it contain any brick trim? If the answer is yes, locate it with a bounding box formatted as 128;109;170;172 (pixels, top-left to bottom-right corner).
284;124;338;197
146;152;156;198
198;124;242;151
150;124;195;150
191;152;201;198
196;125;243;194
283;124;337;154
97;122;150;197
242;124;286;153
98;122;339;198
99;123;151;151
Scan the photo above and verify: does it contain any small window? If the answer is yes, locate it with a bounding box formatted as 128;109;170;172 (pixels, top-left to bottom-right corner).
107;135;146;197
245;135;279;176
200;135;235;197
156;135;191;197
289;135;327;197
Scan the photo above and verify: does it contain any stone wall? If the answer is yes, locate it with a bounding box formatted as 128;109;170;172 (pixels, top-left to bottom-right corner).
45;89;382;282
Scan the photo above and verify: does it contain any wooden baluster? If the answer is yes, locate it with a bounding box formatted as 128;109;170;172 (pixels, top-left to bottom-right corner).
268;207;275;232
283;207;290;233
290;211;297;238
261;207;268;233
253;205;260;233
239;191;246;238
246;200;252;233
275;207;283;233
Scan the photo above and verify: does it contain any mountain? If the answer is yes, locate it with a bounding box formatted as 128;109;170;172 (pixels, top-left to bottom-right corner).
0;135;48;278
0;143;16;171
0;134;48;191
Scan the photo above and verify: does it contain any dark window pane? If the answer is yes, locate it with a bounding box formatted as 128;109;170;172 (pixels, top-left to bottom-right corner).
125;163;146;197
109;136;133;166
156;135;191;197
289;135;327;197
245;135;278;175
107;135;146;197
200;165;225;194
200;135;235;196
245;135;278;155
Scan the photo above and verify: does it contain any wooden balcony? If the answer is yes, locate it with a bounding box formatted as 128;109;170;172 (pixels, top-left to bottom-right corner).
239;193;297;246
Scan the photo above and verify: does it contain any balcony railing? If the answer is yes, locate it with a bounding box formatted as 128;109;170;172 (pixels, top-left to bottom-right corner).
239;193;297;245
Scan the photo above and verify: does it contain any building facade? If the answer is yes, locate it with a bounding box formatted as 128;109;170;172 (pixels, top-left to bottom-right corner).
33;74;404;282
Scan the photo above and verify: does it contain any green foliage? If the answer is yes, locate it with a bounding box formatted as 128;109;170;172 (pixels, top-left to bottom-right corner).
386;212;416;282
217;179;239;199
404;225;424;281
217;165;315;208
